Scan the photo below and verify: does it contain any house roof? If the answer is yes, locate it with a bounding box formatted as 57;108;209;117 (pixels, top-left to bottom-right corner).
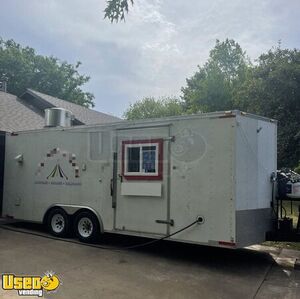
0;89;121;132
23;89;120;125
0;91;44;132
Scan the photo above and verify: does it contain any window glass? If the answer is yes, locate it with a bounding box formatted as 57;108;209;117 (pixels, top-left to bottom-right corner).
127;147;140;172
123;140;162;179
142;146;156;173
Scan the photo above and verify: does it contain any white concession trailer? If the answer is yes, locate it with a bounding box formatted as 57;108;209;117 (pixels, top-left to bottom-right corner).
2;110;277;248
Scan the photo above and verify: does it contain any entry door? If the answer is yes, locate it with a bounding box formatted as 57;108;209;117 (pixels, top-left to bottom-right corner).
115;127;170;235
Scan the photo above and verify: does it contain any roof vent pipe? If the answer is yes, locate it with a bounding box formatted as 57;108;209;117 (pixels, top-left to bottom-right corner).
44;108;74;127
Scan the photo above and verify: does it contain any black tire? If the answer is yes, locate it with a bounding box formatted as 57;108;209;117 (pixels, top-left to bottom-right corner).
46;208;70;237
74;211;100;243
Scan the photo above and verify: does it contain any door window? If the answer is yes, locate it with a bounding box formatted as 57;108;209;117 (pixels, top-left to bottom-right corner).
122;139;163;180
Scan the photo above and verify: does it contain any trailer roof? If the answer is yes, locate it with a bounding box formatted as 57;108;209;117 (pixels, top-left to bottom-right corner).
9;110;277;135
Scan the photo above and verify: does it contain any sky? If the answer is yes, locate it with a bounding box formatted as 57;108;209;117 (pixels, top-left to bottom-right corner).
0;0;300;117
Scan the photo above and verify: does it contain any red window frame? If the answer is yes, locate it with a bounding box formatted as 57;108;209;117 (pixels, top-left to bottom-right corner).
121;139;163;180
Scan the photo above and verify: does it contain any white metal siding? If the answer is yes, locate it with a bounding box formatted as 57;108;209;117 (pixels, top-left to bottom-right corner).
169;117;235;244
2;111;277;248
235;116;277;211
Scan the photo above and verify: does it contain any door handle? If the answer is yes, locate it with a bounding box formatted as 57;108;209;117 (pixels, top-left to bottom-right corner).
156;219;174;226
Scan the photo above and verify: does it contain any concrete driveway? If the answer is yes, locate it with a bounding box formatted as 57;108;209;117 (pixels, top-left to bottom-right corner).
0;221;299;299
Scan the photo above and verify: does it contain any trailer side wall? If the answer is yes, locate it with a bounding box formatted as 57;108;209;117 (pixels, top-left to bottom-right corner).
2;112;277;248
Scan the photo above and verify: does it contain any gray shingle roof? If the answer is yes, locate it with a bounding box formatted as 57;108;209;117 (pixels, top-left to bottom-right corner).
0;89;121;132
25;89;121;125
0;91;44;132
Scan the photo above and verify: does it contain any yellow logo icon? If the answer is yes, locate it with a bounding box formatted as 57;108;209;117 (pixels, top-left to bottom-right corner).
2;272;61;297
40;273;60;291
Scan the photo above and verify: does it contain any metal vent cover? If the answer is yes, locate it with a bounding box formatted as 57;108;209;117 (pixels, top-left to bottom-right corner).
44;108;74;127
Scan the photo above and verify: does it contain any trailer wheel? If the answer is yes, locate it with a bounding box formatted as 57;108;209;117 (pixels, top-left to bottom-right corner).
46;208;70;237
74;211;100;243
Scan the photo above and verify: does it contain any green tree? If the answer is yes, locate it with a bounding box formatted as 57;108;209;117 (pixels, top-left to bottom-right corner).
181;39;250;113
235;46;300;168
0;38;94;107
104;0;133;23
124;97;185;120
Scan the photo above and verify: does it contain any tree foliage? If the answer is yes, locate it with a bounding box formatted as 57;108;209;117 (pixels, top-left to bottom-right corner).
235;47;300;167
181;39;249;113
104;0;133;23
124;97;184;120
0;38;94;107
124;39;300;168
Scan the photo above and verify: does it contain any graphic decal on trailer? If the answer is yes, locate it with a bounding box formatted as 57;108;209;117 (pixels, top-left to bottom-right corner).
47;164;68;180
34;148;81;186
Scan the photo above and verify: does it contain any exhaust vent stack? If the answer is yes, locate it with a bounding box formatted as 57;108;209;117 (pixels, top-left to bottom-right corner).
44;108;74;127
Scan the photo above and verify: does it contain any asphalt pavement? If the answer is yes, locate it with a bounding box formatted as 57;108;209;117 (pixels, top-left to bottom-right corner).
0;221;299;299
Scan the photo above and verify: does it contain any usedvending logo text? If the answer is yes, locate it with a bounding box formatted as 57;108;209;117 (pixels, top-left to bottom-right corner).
2;272;61;297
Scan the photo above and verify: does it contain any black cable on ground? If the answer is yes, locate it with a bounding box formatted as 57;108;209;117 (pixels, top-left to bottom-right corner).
123;220;198;249
0;220;199;252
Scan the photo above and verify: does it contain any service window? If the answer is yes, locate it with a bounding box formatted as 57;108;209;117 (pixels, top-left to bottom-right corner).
122;139;163;180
